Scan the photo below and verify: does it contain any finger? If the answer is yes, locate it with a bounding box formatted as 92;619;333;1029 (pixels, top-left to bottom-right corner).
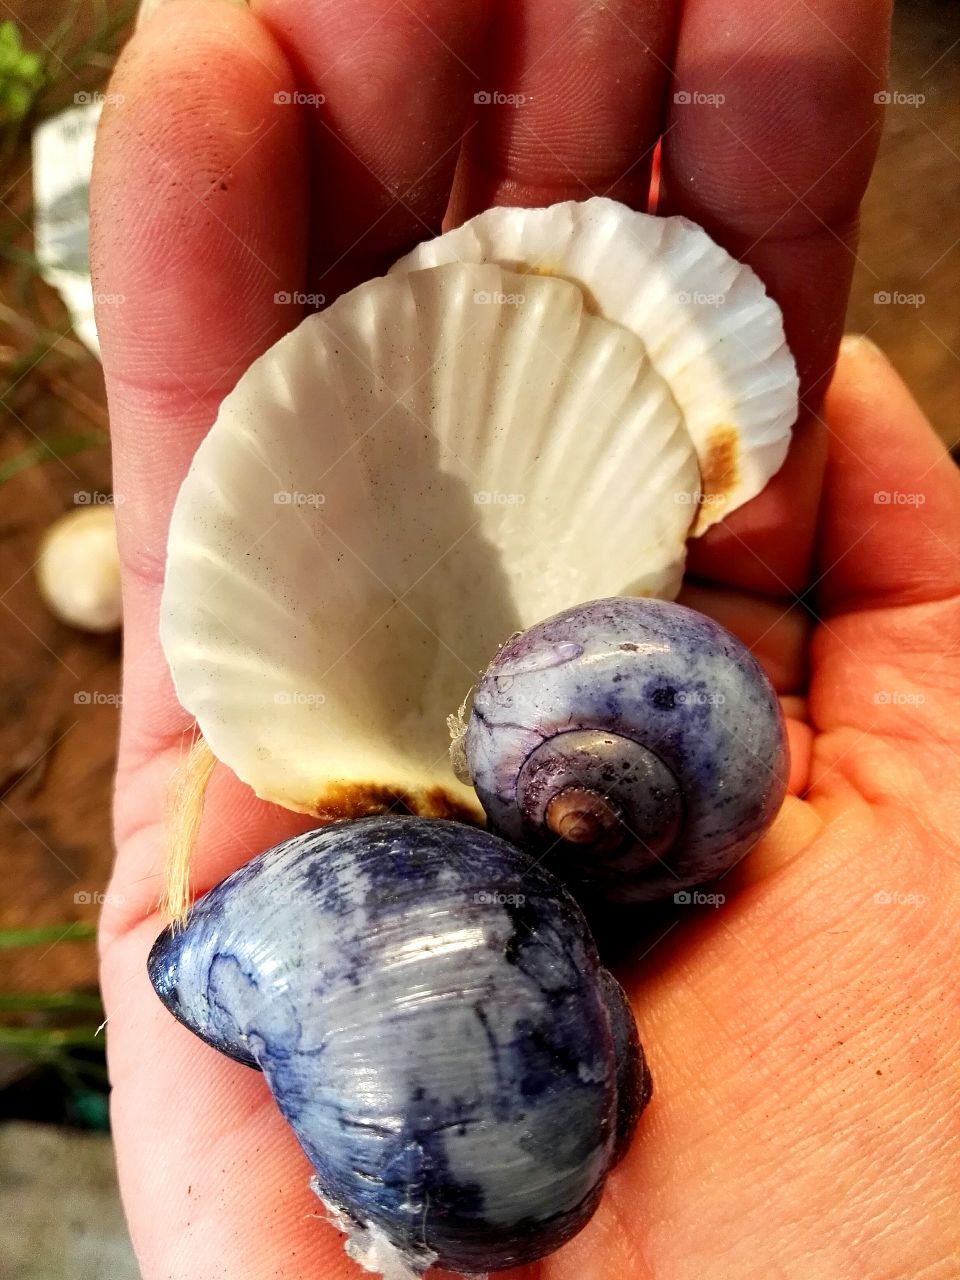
781;702;813;797
91;2;311;914
90;0;308;769
661;0;890;596
456;0;683;216
250;0;490;300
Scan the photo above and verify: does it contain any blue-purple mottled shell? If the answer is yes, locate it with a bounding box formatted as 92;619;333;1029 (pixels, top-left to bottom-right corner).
148;816;646;1273
466;597;788;903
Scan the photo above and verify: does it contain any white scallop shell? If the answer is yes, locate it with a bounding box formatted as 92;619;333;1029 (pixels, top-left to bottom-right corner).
160;262;699;818
392;198;798;533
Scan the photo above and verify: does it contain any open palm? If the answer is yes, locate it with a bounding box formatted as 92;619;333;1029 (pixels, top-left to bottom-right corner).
92;2;959;1277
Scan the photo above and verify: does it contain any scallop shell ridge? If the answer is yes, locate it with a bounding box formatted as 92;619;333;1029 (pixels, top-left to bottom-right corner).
391;197;799;532
160;261;700;815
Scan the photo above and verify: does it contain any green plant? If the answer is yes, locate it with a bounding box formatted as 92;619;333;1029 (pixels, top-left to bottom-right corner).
0;20;43;125
0;923;108;1127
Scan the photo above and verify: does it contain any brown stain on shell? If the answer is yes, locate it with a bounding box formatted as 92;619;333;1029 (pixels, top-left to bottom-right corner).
695;425;740;532
307;781;482;826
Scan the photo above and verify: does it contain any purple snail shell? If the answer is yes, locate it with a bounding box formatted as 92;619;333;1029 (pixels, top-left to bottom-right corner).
148;815;650;1275
464;597;789;904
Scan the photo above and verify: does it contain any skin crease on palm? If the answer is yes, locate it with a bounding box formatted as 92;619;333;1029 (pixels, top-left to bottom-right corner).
86;0;960;1277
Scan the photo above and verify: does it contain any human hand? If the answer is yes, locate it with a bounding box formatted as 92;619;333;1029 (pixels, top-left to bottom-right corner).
93;2;959;1277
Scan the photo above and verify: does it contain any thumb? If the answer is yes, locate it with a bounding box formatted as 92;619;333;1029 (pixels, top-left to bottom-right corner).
816;335;960;614
809;336;960;763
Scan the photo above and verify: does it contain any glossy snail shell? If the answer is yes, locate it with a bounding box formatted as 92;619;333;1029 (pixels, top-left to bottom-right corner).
148;816;649;1275
464;597;789;904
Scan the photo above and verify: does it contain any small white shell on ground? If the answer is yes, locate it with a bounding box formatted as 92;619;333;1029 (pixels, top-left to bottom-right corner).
36;506;122;632
160;262;699;818
392;198;798;533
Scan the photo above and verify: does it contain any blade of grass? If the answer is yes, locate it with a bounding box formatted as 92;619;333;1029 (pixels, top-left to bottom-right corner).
40;0;88;65
0;991;102;1012
0;922;96;948
54;0;138;78
0;431;107;485
34;0;138;113
0;1025;103;1051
